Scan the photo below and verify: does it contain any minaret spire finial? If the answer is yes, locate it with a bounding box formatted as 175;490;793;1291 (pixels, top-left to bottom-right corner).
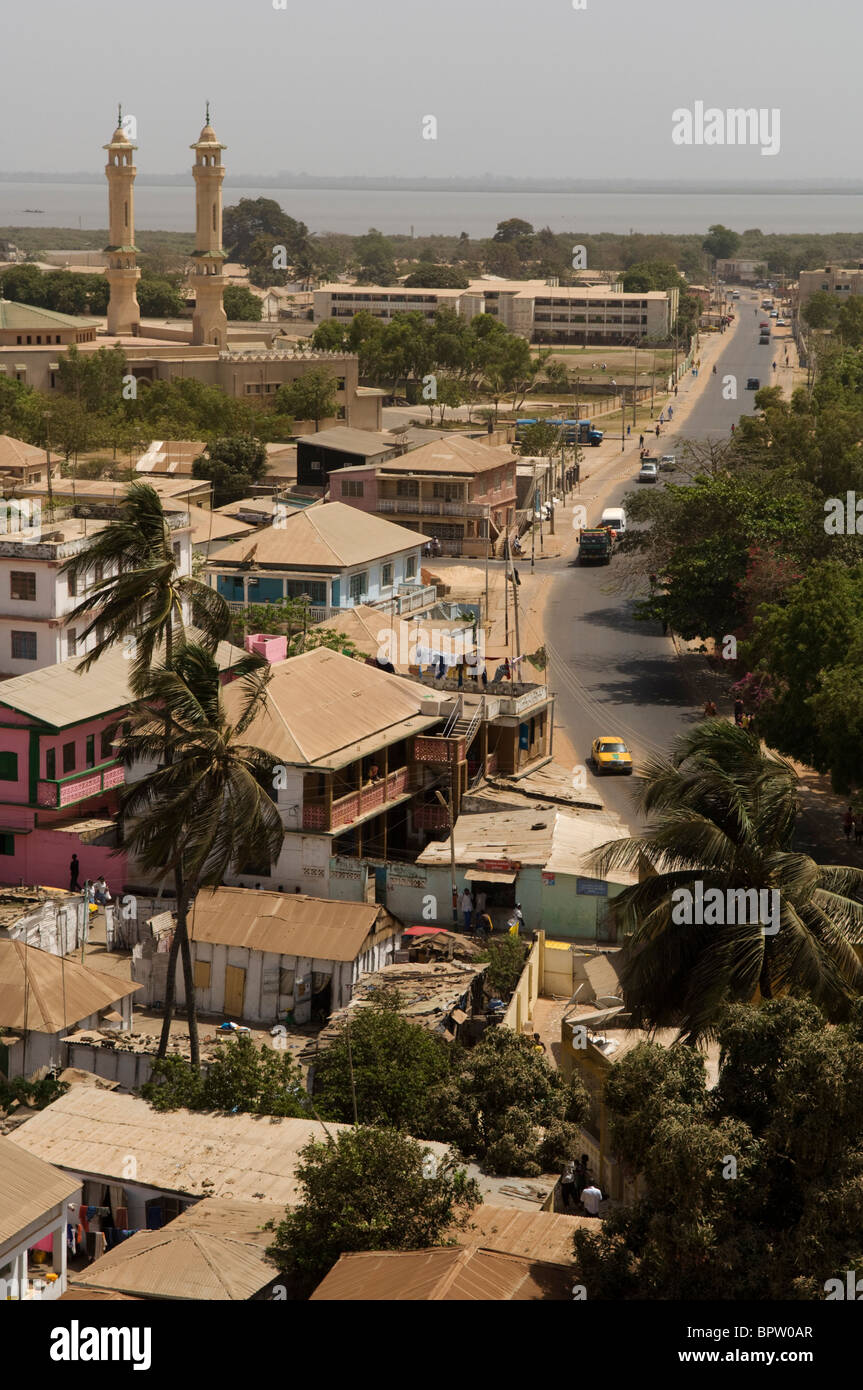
118;103;122;129
205;100;210;126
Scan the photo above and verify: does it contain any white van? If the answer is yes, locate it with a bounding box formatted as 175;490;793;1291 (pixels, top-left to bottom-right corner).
599;506;626;535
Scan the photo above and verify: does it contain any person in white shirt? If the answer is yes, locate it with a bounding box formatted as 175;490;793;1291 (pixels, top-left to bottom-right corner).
459;888;473;930
474;890;487;915
581;1183;603;1216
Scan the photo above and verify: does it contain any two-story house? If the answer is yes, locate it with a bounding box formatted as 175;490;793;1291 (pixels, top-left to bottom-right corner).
0;510;192;676
205;500;435;621
219;646;556;901
0;637;245;891
329;436;518;556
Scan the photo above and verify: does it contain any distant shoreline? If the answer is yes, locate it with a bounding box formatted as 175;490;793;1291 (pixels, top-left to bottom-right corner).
3;173;863;195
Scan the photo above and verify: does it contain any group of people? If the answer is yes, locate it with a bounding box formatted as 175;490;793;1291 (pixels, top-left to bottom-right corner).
733;698;756;731
458;889;524;938
842;807;863;845
560;1154;603;1216
423;537;442;558
69;856;112;905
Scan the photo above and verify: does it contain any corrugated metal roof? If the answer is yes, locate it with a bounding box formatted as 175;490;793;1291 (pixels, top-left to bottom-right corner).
0;1134;80;1250
211;500;426;569
9;1090;452;1206
0;301;92;329
455;1204;586;1264
189;886;392;962
417;808;638;885
68;1199;283;1300
0;940;140;1033
0;636;246;727
309;1246;573;1300
299;427;395;455
221;646;443;768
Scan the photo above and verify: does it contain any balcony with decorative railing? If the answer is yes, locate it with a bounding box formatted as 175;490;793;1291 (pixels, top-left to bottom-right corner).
36;761;125;809
302;764;412;832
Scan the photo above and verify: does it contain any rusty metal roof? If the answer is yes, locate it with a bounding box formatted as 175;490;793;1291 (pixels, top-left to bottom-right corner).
0;940;141;1034
309;1246;574;1300
0;1134;80;1250
189;885;395;962
69;1198;283;1301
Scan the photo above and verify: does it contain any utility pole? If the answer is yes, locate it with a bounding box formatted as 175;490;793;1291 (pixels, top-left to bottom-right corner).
530;459;537;573
503;535;510;647
507;539;522;674
435;787;458;925
345;1011;359;1124
484;503;490;621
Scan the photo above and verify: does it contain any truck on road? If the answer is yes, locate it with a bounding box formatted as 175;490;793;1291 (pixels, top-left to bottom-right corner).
577;527;613;564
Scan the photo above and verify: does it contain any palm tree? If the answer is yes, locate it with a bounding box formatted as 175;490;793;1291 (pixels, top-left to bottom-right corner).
591;721;863;1043
59;480;230;684
115;645;285;1067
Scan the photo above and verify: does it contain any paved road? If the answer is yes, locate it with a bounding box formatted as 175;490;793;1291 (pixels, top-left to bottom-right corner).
540;300;790;831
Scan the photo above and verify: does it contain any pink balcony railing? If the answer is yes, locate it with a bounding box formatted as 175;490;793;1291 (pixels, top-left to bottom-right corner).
302;766;411;831
37;762;125;810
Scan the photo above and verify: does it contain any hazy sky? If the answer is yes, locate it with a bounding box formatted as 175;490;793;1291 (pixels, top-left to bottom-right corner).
5;0;860;180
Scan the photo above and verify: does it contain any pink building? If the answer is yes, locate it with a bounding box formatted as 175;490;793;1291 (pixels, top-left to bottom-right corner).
0;639;246;892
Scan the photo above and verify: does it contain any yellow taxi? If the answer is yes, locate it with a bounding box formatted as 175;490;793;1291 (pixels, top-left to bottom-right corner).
590;735;634;775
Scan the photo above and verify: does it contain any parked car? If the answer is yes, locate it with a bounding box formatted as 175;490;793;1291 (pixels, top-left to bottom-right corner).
599;506;627;535
746;377;760;390
659;454;676;470
591;735;634;775
759;334;771;345
638;461;659;483
776;318;787;326
769;310;779;318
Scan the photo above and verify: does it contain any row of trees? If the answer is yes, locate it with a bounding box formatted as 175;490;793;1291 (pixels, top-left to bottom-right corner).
621;341;863;789
0;262;262;322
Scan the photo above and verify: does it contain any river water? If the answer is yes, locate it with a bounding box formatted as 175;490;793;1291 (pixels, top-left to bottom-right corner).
2;182;863;237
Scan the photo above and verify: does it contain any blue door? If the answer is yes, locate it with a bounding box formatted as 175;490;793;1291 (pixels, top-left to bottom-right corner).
330;579;340;608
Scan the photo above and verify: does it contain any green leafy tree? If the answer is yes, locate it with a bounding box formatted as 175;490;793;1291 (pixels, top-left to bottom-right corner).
591;721;863;1043
137;276;184;317
265;1126;481;1294
801;290;840;331
836;296;863;347
192;435;267;506
403;265;470;289
492;218;535;244
117;645;286;1068
223;198;308;263
275;367;339;429
476;936;528;996
311;320;347;352
428;1028;589;1176
224;284;263;321
519;421;561;460
313;992;454;1132
574;999;863;1299
353;228;397;285
702;224;741;262
142;1034;309;1115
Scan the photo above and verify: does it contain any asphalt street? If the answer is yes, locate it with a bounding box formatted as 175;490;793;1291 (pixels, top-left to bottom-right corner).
540;297;790;830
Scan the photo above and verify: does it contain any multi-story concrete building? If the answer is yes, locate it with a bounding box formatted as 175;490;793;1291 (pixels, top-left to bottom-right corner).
330;435;518;554
797;263;863;310
314;279;678;344
715;258;765;284
0;510;192;674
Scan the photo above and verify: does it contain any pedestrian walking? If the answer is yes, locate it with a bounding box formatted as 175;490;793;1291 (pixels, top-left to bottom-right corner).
843;806;854;841
659;412;665;424
69;854;81;892
581;1182;603;1217
655;424;660;437
626;424;631;436
560;1162;578;1209
460;887;473;931
674;385;678;396
574;1154;590;1197
668;406;673;419
638;433;644;448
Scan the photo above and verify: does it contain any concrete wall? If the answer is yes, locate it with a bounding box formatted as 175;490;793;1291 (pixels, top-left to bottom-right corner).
503;934;542;1034
64;1040;155;1090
